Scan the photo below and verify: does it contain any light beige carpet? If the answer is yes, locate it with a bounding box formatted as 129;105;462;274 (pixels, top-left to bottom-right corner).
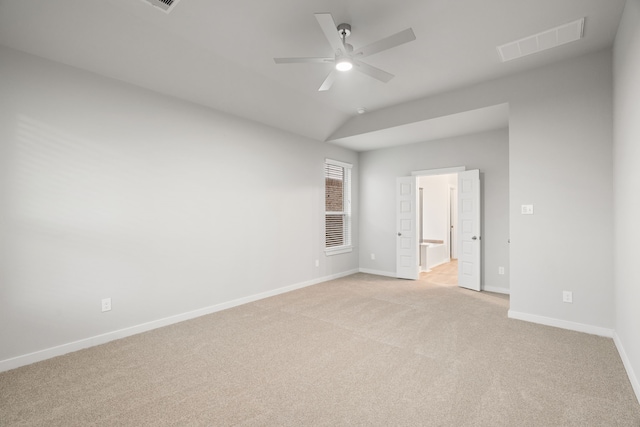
1;266;639;426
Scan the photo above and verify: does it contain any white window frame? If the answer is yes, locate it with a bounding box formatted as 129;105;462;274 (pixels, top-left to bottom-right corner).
324;158;352;256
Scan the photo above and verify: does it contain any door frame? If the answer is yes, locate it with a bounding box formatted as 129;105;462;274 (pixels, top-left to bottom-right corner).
411;166;467;178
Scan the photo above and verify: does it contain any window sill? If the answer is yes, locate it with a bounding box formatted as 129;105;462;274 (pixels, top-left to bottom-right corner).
325;246;353;256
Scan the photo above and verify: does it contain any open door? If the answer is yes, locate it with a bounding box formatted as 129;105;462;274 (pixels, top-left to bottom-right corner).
396;176;419;280
458;170;481;291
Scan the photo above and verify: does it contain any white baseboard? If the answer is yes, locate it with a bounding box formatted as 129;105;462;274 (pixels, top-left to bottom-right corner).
359;268;396;278
507;310;614;338
614;332;640;405
483;286;510;295
0;269;359;373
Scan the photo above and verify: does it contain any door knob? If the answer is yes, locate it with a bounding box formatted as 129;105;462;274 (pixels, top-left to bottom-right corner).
398;232;402;236
472;236;477;240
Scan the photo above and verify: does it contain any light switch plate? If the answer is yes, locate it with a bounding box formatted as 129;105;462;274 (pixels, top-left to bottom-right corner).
521;204;534;215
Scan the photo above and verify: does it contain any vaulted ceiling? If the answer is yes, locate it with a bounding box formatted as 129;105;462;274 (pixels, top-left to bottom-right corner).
0;0;626;150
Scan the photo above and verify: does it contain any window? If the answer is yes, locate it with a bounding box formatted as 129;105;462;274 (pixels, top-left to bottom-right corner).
325;159;352;255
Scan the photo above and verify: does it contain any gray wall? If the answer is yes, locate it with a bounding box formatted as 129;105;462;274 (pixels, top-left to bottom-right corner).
353;48;614;333
358;128;510;293
0;46;358;362
0;38;626;382
613;0;640;400
508;50;614;330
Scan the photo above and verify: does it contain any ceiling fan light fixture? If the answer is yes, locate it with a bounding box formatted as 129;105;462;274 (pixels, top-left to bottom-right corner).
336;57;353;72
273;13;416;91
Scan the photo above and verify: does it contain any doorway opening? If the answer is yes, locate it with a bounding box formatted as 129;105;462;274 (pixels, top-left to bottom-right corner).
418;173;458;285
396;166;481;291
421;259;459;287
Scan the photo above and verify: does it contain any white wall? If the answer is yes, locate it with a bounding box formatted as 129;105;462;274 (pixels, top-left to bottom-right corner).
0;46;358;365
613;0;640;401
420;174;452;244
359;128;510;293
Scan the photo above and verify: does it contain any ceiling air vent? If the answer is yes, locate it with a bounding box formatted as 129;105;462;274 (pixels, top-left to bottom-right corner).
497;18;585;62
140;0;181;13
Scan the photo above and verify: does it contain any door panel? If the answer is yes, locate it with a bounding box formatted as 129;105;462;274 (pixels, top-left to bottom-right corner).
457;170;481;291
396;176;419;280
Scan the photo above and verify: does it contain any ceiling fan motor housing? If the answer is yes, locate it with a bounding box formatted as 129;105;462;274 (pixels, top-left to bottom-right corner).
337;24;353;57
337;23;351;38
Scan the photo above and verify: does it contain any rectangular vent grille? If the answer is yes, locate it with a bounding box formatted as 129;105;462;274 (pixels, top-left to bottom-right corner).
497;18;584;62
141;0;180;13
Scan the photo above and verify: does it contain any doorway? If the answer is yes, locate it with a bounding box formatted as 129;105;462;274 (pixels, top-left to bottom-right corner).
421;259;459;287
396;167;481;291
418;173;457;277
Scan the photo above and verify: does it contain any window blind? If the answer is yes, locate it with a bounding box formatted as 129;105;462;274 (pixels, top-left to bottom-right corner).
325;159;351;250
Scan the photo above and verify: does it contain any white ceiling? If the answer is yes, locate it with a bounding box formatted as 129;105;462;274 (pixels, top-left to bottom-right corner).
0;0;626;151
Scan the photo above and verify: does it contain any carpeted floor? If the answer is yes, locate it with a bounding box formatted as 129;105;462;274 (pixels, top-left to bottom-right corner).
1;263;639;426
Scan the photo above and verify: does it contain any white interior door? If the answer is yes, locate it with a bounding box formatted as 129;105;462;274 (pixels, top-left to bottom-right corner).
396;176;419;280
450;186;458;259
457;170;481;291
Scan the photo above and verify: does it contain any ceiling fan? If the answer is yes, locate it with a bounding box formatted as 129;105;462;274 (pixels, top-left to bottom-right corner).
274;13;416;91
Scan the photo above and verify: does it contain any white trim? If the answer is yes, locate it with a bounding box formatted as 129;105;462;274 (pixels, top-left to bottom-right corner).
325;158;352;169
614;333;640;405
483;286;510;295
507;310;614;338
325;245;353;256
412;166;466;177
0;269;359;373
359;268;397;278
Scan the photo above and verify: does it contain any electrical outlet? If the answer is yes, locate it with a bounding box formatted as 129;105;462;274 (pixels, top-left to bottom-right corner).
562;291;573;303
315;259;319;267
371;253;375;260
521;204;534;215
498;266;505;275
101;298;112;312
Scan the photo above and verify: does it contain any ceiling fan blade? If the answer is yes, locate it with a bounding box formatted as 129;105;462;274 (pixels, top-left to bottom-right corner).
319;70;337;91
315;13;346;54
274;57;333;64
353;28;416;58
353;60;394;83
